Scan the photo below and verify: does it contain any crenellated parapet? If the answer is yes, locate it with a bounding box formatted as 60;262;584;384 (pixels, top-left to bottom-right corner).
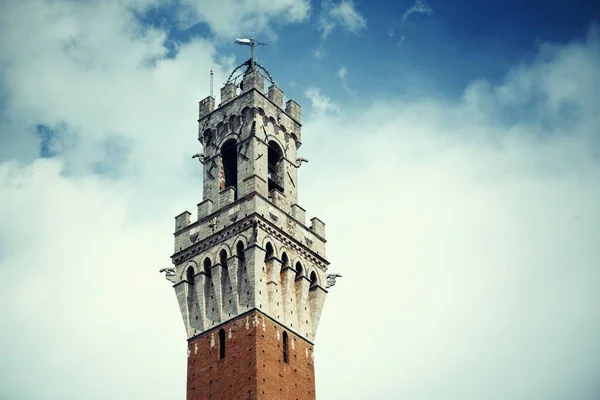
170;213;328;342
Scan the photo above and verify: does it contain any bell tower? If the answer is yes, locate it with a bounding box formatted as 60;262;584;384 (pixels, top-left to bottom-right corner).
163;41;332;400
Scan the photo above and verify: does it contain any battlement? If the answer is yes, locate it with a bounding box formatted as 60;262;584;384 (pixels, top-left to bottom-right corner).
220;82;237;104
203;76;300;127
173;196;326;259
198;96;215;119
241;69;264;94
285;100;301;122
267;85;283;108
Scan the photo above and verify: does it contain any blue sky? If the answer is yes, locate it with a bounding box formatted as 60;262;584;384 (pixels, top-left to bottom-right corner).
1;1;600;399
131;0;600;102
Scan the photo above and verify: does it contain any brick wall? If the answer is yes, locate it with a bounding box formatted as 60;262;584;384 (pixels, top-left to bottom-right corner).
187;309;316;400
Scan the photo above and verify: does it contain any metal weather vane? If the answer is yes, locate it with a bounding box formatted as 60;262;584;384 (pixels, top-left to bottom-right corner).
227;36;274;85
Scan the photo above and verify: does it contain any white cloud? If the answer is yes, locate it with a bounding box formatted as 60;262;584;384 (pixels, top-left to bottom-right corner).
402;0;433;26
1;1;600;399
319;0;367;39
313;45;326;59
337;66;355;94
180;0;311;38
304;87;340;115
303;29;600;399
390;0;432;45
337;66;348;80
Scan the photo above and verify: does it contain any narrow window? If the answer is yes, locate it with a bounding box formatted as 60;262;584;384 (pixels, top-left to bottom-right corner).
281;252;289;269
221;139;238;197
282;331;289;363
186;267;195;318
295;262;303;279
236;241;245;261
203;258;212;277
267;141;284;193
220;249;228;269
264;242;274;261
187;267;195;285
310;271;317;288
219;328;226;359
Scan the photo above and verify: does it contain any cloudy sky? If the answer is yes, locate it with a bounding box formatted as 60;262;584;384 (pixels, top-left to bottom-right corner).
1;0;600;399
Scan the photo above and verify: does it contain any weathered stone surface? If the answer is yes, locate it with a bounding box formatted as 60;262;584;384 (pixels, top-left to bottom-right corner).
168;67;330;400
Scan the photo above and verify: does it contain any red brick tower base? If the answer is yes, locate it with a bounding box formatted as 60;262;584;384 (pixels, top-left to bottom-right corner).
187;309;316;400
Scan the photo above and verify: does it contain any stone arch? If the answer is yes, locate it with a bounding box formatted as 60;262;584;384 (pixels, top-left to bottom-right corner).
264;241;275;261
290;132;301;148
236;240;246;260
257;107;266;116
217;244;232;262
220;138;238;196
202;128;214;146
309;270;318;287
186;265;195;284
295;261;304;279
281;252;289;270
217;133;241;149
241;106;252;120
182;260;198;280
267;139;285;193
232;234;248;252
261;237;278;258
219;248;228;264
265;135;286;157
203;257;212;277
216;121;226;137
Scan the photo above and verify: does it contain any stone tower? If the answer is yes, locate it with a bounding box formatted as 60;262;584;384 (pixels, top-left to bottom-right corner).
164;49;330;400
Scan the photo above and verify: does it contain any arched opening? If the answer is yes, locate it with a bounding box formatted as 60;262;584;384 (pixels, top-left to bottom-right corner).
282;331;289;363
267;140;284;193
221;139;238;198
281;252;289;269
295;262;303;280
264;242;274;261
236;241;245;261
219;249;228;269
219;328;226;359
203;258;212;277
186;266;195;285
310;271;318;288
202;129;213;147
186;266;196;323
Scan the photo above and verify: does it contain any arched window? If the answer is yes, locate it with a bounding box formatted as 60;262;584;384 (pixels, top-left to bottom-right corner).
267;141;284;193
219;328;226;359
219;249;228;269
264;242;274;261
282;331;289;363
221;139;238;198
187;267;195;285
295;262;303;279
310;271;318;288
281;252;289;269
236;241;245;261
203;258;212;277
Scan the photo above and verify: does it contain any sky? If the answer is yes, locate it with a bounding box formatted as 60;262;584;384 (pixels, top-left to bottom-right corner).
0;0;600;399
